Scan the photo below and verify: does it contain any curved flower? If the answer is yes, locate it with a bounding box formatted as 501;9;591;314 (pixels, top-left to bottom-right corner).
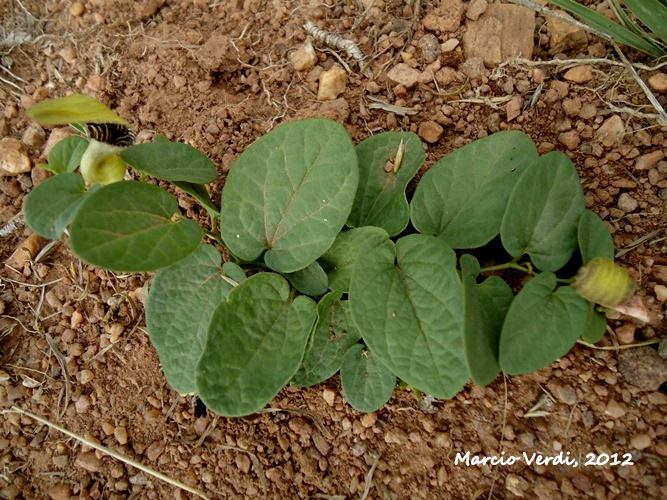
79;139;127;185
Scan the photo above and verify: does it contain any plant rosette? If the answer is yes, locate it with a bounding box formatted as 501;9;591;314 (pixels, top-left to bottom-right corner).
24;95;644;417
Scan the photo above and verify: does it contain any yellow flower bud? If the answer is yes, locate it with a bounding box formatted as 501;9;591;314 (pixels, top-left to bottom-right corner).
80;139;126;185
573;257;638;307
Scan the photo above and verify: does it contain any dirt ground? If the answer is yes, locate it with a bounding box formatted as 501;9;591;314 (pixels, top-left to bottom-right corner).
1;0;667;498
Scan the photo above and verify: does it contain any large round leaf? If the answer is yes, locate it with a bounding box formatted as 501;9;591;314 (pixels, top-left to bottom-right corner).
146;244;235;394
196;273;316;417
499;273;588;375
349;234;468;399
411;130;537;248
500;151;585;272
220;118;358;273
348;131;424;236
70;181;202;271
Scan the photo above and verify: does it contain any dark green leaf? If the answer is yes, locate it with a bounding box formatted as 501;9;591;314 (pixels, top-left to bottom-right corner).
47;135;89;174
146;244;234;394
500;151;585;272
220;118;358;273
340;344;396;413
349;234;468;399
318;226;392;293
291;291;362;387
23;173;89;239
285;261;329;296
196;273;317;416
348;131;424;236
578;210;615;264
120;141;217;183
581;302;607;344
70;181;202;271
411;130;538;248
499;273;588;375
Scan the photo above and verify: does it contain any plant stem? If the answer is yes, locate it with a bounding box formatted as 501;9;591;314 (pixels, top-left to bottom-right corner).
480;262;533;274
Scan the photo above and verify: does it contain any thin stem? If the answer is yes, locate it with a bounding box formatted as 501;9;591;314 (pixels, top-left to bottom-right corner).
577;338;659;350
479;262;533;274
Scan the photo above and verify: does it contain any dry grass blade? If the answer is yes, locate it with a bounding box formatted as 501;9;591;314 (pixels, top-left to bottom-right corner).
215;444;268;499
2;406;211;499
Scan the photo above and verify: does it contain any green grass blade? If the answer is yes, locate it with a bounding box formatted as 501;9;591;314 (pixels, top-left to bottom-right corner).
547;0;666;57
623;0;667;47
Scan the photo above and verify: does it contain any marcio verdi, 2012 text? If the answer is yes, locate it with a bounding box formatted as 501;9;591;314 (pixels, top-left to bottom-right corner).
455;451;635;468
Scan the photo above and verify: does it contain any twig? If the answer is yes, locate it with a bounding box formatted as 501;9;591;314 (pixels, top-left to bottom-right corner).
43;333;71;419
615;227;665;258
577;338;659;350
360;450;381;500
1;406;211;499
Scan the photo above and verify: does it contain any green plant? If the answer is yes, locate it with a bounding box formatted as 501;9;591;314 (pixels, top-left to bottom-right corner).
25;94;638;416
545;0;667;58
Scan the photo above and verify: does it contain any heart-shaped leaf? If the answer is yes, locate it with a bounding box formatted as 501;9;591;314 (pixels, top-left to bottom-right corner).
349;234;468;399
501;151;585;272
220;118;358;273
146;244;235;394
196;273;316;416
348;131;424;236
411;130;537;248
499;273;588;375
70;181;202;271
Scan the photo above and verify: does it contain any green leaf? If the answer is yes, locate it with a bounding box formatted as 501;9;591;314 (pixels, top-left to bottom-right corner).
581;302;607;344
46;135;89;174
196;273;317;417
499;273;588;375
220;118;358;273
461;256;513;386
546;0;665;58
291;291;362;387
411;131;538;249
349;234;468;399
23;173;90;239
348;131;424;236
222;262;246;284
318;226;392;293
120;142;217;183
70;181;202;272
578;210;615;264
500;151;585;272
27;93;129;125
284;261;329;296
146;244;235;394
340;344;396;413
623;0;667;47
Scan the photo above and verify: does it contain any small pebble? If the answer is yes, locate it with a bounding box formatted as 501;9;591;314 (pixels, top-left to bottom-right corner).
604;400;626;419
386;63;421;88
596;115;624;147
418;121;443;143
290;39;317;71
361;413;377;428
654;284;667;302
322;388;336;406
114;426;128;445
647;72;667;92
79;370;94;384
0;138;31;174
617;192;638;212
630;433;651;450
70;2;85;16
75;451;103;472
635;150;665;170
317;65;347;101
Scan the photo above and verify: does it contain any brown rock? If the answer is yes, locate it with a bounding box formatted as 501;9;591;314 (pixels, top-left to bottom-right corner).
418;121;444;143
386;63;421;88
48;483;72;500
563;65;594;83
0;138;31;175
6;233;49;271
596;115;624;147
548;11;588;53
463;3;535;67
423;0;465;33
635;150;664;170
75;451;103;473
290;39;317;71
145;440;165;461
618;347;667;391
648;72;667;92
